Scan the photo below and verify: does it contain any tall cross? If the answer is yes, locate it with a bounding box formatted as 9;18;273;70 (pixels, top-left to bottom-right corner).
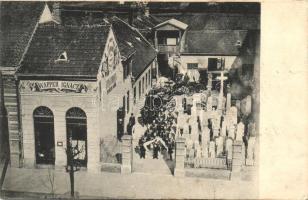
216;71;228;110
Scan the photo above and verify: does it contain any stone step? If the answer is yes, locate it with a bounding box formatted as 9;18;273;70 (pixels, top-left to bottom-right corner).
3;93;17;97
233;145;242;152
232;158;243;166
185;168;231;180
232;153;243;159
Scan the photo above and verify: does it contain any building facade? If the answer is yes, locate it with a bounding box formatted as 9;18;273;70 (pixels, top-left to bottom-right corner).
15;10;134;171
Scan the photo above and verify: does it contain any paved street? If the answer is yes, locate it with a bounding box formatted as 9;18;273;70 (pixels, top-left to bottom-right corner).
2;167;258;199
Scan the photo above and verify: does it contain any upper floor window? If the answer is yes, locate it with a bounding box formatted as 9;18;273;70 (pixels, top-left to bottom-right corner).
208;58;218;71
157;31;179;45
187;63;198;70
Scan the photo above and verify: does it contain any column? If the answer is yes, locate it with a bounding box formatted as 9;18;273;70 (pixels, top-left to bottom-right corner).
121;135;132;174
226;93;231;111
2;74;21;167
231;140;244;180
174;137;186;177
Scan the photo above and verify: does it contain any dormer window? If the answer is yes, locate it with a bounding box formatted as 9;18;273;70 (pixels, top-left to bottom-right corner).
235;40;242;47
56;51;68;62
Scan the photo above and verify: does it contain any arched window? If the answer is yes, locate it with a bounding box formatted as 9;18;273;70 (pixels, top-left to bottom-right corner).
66;107;87;167
33;106;55;165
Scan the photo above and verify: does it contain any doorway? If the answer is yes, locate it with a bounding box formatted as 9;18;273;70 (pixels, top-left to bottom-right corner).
33;106;55;165
66;107;87;167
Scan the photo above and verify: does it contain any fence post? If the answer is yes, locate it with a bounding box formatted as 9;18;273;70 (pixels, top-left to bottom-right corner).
174;137;186;177
231;140;244;180
121;135;132;174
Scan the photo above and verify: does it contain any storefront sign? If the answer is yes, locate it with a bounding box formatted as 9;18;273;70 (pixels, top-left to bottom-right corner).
20;81;95;94
106;73;117;94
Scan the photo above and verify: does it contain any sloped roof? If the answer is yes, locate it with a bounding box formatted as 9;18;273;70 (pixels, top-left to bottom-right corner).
154;18;188;30
155;13;259;31
0;2;45;68
109;17;157;78
17;23;110;78
182;30;248;55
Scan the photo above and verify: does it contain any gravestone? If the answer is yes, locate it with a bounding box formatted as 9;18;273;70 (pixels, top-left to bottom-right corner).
195;143;202;159
201;146;209;158
236;100;241;112
209;141;216;158
246;136;256;166
207;95;213;111
202;126;210;146
215;136;224;157
248;122;256;137
236;122;245;141
207;73;213;91
226;138;233;169
230;106;238;125
228;125;236;140
221;119;227;137
241;95;252;116
226;93;231;111
175;137;186;177
121;135;132;174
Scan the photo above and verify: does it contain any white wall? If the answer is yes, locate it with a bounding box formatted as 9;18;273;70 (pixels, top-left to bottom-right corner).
133;61;155;114
19;84;100;172
179;55;236;73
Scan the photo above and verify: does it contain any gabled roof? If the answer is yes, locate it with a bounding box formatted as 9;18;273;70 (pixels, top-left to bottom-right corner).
17;23;111;78
155;13;259;31
109;17;157;78
0;2;45;68
182;30;248;56
154;18;188;30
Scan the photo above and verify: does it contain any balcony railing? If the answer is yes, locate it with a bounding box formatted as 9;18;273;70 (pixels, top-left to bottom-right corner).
157;45;180;53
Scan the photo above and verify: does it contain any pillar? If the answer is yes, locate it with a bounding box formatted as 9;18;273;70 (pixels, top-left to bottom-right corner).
231;140;244;180
121;135;132;174
226;93;231;111
1;72;21;167
174;137;186;177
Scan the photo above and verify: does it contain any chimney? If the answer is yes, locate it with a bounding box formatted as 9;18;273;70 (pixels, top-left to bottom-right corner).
52;2;61;24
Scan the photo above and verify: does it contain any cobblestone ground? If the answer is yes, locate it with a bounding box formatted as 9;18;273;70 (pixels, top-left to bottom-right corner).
2;166;258;199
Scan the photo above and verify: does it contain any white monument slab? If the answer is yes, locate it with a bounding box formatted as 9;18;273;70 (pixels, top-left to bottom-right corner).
236;121;245;141
209;141;216;158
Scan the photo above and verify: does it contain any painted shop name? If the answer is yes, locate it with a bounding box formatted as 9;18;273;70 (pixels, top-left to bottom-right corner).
24;81;89;93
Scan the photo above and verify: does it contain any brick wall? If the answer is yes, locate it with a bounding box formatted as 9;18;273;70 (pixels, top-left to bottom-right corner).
1;73;21;167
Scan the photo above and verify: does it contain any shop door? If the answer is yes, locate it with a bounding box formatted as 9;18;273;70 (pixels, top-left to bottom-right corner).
66;107;87;167
33;107;55;165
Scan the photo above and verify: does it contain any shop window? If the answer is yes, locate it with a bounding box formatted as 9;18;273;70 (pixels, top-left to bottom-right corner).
142;77;145;94
127;91;130;114
146;73;148;89
139;81;141;99
122;96;126;117
66;107;87;167
133;87;136;104
208;58;218;71
99;81;102;102
33;106;55;165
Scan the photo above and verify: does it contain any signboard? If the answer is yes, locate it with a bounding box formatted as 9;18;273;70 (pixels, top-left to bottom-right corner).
106;73;117;94
19;81;95;94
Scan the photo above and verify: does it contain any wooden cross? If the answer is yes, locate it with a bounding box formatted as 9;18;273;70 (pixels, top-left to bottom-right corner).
216;71;228;110
216;71;228;95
